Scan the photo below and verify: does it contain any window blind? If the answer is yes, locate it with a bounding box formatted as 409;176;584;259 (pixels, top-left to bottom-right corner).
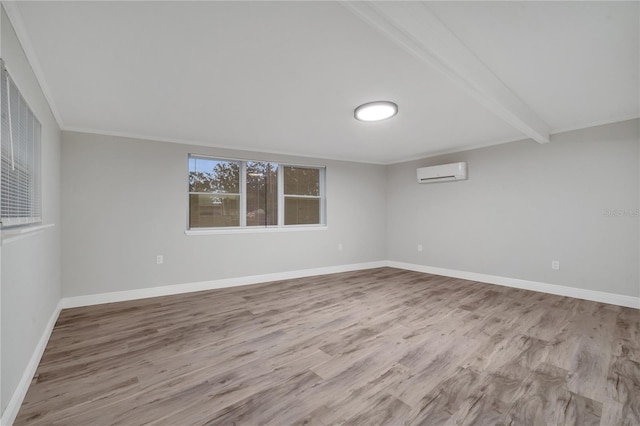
1;60;42;227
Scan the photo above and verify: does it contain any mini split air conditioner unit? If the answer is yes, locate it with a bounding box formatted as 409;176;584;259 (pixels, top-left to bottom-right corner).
417;162;467;183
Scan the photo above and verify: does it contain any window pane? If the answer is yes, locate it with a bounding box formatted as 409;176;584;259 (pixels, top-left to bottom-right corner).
1;69;41;225
285;197;320;225
246;161;278;226
189;157;240;193
189;194;239;228
284;166;319;196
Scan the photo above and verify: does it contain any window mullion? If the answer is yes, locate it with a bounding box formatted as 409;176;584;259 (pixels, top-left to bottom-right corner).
240;161;247;227
277;164;284;227
320;167;326;225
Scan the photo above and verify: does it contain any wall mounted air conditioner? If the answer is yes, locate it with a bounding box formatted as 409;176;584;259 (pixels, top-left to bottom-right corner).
417;162;467;183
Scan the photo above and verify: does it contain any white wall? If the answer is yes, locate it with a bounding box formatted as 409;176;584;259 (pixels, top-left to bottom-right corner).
61;131;387;297
0;7;62;415
387;119;640;298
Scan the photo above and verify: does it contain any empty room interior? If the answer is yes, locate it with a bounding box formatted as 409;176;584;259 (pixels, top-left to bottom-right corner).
1;1;639;425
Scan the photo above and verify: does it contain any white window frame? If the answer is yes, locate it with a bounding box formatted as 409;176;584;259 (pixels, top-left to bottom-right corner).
186;154;326;234
1;60;42;228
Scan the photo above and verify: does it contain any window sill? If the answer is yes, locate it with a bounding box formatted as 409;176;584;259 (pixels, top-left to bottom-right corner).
185;225;328;236
1;223;55;244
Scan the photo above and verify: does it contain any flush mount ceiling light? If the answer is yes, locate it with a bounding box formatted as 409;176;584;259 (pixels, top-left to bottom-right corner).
354;101;398;122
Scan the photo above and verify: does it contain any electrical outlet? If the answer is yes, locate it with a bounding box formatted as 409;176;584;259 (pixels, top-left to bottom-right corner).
551;260;559;270
338;243;343;251
417;244;423;252
156;255;164;265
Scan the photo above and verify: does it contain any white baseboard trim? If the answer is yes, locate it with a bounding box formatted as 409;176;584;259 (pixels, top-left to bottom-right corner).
58;259;640;311
60;261;388;309
1;301;63;426
387;261;640;309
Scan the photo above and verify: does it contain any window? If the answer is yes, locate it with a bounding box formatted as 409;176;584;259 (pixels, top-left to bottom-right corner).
1;62;41;228
284;166;321;225
246;161;278;226
189;157;240;228
188;155;325;229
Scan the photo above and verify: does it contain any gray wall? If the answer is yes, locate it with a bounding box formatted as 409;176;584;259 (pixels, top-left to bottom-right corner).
61;131;387;297
62;120;640;300
387;119;639;297
0;8;62;414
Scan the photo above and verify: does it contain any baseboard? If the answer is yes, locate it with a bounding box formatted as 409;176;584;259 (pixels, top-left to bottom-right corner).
59;259;640;310
387;261;640;309
60;261;388;309
1;300;63;426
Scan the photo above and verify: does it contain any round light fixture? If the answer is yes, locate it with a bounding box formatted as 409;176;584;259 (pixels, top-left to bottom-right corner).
354;101;398;122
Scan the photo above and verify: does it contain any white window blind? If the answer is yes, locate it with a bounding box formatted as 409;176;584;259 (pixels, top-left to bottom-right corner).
1;61;42;227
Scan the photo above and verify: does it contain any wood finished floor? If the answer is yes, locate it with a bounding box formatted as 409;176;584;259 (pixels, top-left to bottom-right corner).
16;267;640;425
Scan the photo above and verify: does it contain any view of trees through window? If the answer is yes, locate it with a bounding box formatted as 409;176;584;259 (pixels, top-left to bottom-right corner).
189;158;240;228
188;156;323;229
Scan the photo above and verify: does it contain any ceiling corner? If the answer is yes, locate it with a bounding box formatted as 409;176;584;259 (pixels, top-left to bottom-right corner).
2;1;65;129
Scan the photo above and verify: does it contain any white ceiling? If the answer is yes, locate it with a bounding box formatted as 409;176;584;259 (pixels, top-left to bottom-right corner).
7;1;639;164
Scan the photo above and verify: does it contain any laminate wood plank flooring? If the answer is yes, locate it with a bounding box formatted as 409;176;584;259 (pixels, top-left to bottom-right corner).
15;267;640;425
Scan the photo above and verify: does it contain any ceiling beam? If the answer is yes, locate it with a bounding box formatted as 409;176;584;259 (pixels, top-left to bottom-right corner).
342;1;550;144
